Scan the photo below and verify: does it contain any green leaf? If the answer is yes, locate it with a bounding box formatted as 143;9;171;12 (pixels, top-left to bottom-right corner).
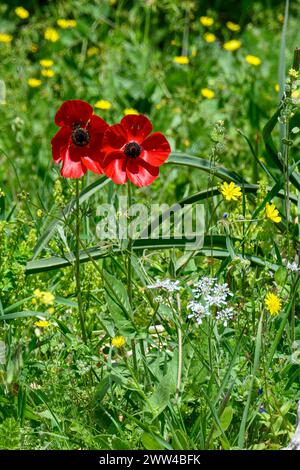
32;175;109;259
212;407;234;439
0;311;48;321
141;432;164;450
103;270;132;319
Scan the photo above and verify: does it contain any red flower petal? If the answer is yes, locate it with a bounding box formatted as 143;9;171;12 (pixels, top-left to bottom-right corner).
60;147;87;178
82;156;104;174
51;127;71;163
88;114;109;136
141;132;171;167
102;150;124;167
102;124;128;152
55;100;93;127
120;115;153;143
126;158;159;187
104;155;128;184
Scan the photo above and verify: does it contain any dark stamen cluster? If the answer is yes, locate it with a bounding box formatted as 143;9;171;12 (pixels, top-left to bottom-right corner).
124;141;142;158
72;125;90;146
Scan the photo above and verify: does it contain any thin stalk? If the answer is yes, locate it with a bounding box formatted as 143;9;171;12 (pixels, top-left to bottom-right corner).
176;293;183;400
127;182;137;374
75;179;87;344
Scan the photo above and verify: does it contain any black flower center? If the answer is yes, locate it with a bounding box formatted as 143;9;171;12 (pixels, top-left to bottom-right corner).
124;141;142;158
72;126;90;146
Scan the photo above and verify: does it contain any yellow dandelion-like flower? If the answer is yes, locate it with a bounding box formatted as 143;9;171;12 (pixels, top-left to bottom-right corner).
44;28;59;42
226;21;240;32
173;56;189;65
31;298;37;305
245;54;261;66
95;99;112;110
265;292;281;316
112;335;126;348
223;39;241;51
15;7;29;19
219;181;242;201
36;209;43;217
275;83;280;92
57;19;77;29
39;59;54;68
123;108;139;115
265;203;281;223
200;16;214;27
41;69;55;77
201;88;215;99
0;33;13;43
87;46;99;57
35;320;50;328
27;78;42;88
203;32;216;43
47;307;55;314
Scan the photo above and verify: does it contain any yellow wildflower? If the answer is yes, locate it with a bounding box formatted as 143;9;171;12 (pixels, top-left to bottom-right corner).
112;336;126;348
15;7;29;19
223;39;241;51
87;47;99;57
275;83;280;92
0;33;13;43
265;292;281;316
33;289;55;305
44;28;59;42
27;78;41;88
289;68;299;79
41;69;55;77
47;307;55;314
31;298;37;305
220;181;242;201
265;203;281;223
204;32;216;43
173;56;189;65
95;99;112;110
226;21;240;32
201;88;215;99
245;54;261;66
292;90;300;100
57;19;77;29
200;16;214;27
35;320;50;328
39;59;53;68
41;292;55;305
0;188;5;197
36;209;43;217
123;108;139;115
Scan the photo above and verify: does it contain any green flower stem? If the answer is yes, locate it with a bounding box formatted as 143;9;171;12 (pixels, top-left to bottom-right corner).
127;182;138;374
75;179;87;344
176;292;183;400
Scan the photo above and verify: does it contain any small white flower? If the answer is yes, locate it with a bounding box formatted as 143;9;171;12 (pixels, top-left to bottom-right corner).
147;278;181;293
286;261;300;272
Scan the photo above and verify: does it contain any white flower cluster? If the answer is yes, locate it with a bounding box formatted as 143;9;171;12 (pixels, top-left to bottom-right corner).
188;277;235;327
147;278;181;293
286;261;300;272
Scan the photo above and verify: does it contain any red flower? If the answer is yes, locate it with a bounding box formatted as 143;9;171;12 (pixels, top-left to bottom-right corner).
101;114;171;187
51;100;109;178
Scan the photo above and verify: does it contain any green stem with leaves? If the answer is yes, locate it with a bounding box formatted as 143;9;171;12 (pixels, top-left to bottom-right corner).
75;179;87;344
